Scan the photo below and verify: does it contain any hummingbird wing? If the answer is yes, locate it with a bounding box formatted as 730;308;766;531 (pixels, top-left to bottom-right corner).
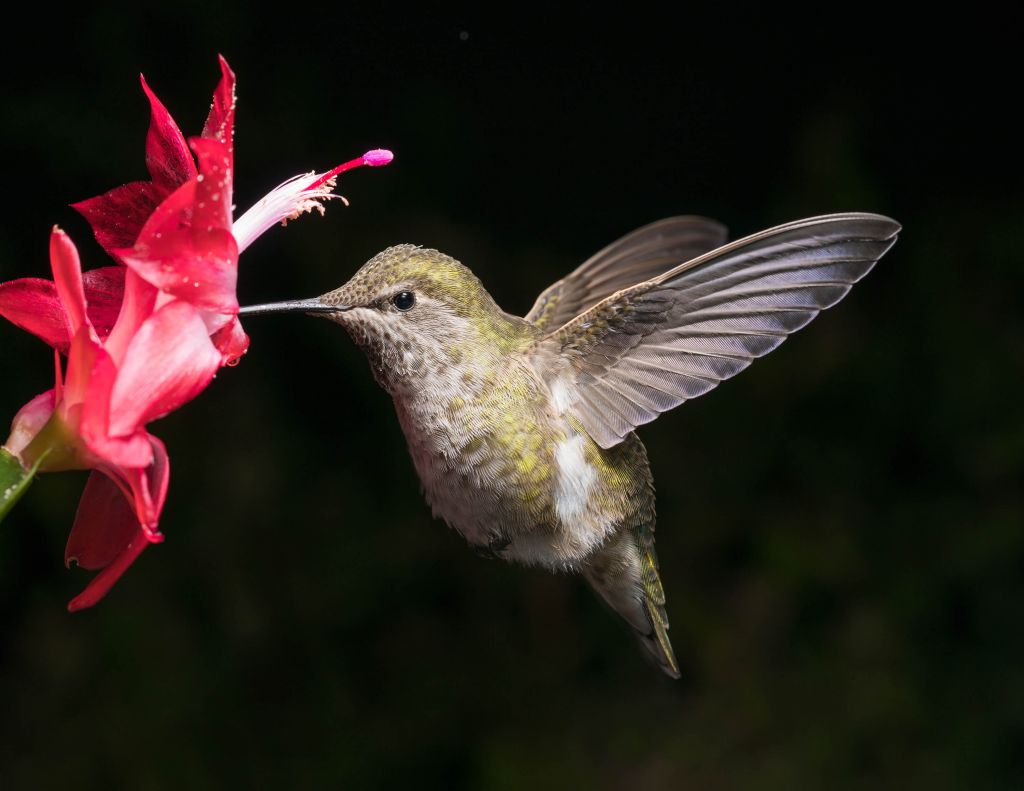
533;213;900;449
525;216;727;332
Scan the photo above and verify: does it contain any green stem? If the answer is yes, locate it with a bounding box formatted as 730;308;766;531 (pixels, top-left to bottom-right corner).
0;448;46;524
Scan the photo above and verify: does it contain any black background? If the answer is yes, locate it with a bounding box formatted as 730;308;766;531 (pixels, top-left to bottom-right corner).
1;7;1021;789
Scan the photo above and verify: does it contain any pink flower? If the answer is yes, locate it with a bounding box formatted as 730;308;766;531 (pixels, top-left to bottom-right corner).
1;228;221;610
74;55;392;366
0;56;392;610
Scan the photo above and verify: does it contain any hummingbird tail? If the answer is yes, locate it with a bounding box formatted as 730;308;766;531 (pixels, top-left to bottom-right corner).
581;524;680;679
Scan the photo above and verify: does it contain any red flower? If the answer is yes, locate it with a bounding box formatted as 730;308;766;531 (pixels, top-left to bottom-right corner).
1;228;221;610
74;55;391;366
1;56;392;610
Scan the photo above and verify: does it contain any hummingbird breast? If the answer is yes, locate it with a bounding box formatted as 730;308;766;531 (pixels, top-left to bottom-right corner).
390;349;655;569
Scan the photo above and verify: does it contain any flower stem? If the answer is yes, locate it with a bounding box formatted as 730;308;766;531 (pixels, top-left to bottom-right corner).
0;448;46;524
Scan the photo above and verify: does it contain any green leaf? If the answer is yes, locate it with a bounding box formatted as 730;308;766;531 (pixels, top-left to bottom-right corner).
0;448;40;524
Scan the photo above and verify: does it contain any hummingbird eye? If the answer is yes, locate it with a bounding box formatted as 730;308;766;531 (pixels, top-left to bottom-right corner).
392;291;416;311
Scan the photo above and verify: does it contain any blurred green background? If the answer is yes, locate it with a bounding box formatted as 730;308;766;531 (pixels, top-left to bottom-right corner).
1;7;1021;789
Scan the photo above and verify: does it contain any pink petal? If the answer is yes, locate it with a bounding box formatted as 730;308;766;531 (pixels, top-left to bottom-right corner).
49;228;88;335
0;267;124;353
71;77;197;256
210;315;249;365
122;434;170;536
62;326;100;414
0;278;72;352
83;267;126;339
102;269;157;364
115;178;239;312
77;345;154;469
65;470;138;570
3;389;56;457
140;73;198;192
107;300;221;435
66;524;150;612
201;55;236;152
189;137;233;233
71;181;165;255
82;430;154;471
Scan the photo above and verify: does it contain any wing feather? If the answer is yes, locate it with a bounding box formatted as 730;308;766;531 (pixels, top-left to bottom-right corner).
526;216;727;331
534;213;900;448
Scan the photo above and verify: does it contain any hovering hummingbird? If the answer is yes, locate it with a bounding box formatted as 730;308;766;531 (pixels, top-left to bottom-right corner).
241;212;899;677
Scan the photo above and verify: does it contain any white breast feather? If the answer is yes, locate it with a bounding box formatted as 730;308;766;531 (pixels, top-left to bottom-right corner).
554;434;597;525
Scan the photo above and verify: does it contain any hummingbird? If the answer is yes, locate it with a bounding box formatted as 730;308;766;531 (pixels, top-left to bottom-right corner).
240;212;899;677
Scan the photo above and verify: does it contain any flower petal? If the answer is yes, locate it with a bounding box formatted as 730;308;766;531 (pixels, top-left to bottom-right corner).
114;178;239;312
201;55;236;149
107;300;221;435
50;228;88;335
3;389;56;458
66;524;150;612
140;73;198;191
123;434;170;537
65;470;138;570
63;326;100;413
71;181;165;255
0;278;72;351
76;343;154;469
102;269;157;364
189;137;233;233
210;315;249;365
82;267;126;339
0;267;124;353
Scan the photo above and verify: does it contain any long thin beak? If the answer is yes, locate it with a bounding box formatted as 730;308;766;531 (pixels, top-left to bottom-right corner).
237;298;352;317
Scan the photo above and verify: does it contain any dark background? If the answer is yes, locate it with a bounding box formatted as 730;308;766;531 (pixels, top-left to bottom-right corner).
1;7;1021;789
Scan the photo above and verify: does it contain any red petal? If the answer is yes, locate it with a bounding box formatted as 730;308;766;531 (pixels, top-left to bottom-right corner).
201;55;236;152
63;325;100;412
115;178;239;312
211;315;249;365
71;181;165;255
122;434;170;535
65;470;138;570
83;267;126;340
107;300;221;434
0;278;71;352
140;73;198;191
75;343;153;469
0;268;124;353
66;525;150;612
189;137;234;233
49;228;88;335
102;269;157;364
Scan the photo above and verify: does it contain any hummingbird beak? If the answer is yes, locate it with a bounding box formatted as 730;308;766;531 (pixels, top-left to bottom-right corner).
237;298;352;317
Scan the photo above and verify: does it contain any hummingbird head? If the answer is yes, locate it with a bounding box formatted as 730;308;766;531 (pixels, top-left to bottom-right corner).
242;244;535;395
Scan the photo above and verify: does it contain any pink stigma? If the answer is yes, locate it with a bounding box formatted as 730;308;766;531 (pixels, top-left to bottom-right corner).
363;148;394;166
305;149;394;192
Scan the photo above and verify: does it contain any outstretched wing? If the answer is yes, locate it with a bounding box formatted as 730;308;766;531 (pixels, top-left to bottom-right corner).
526;216;727;331
534;213;900;449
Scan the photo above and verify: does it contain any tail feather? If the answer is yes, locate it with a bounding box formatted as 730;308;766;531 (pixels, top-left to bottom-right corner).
581;524;680;678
